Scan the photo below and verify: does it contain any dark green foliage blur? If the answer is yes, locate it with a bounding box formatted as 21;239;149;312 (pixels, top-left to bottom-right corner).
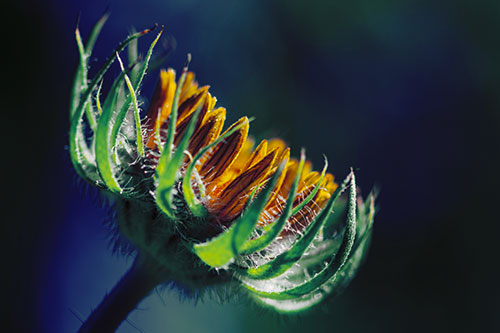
3;0;499;332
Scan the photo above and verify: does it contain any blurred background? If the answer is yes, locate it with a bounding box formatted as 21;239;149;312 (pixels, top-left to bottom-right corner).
3;0;500;332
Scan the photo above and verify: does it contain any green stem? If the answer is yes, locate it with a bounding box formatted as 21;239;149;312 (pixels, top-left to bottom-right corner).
78;254;169;333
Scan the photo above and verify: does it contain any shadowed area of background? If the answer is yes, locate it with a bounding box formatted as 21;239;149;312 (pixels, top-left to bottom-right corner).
3;0;499;332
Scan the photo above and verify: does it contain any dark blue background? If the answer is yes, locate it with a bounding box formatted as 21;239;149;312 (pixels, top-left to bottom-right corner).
4;0;499;332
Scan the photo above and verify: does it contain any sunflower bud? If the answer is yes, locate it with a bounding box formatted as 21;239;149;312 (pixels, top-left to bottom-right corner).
69;16;375;317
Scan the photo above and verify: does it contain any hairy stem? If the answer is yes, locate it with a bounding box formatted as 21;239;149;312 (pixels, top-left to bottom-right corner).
78;254;169;333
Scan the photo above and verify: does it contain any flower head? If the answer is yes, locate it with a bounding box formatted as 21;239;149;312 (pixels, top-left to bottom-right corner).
69;18;375;313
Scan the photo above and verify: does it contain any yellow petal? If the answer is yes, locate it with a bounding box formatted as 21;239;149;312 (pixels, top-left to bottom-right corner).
324;173;338;194
188;107;226;157
264;148;290;209
179;71;199;104
212;149;278;222
267;138;287;156
277;158;299;199
242;139;267;171
297;171;321;194
145;69;176;148
177;86;210;125
173;86;210;145
225;137;256;179
197;92;217;127
199;117;249;184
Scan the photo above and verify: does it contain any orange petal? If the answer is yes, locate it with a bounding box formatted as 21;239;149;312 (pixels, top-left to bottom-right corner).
212;149;278;222
297;171;321;195
176;86;210;125
188;107;226;157
199;117;249;184
145;69;176;148
265;148;290;208
179;72;199;104
173;86;210;145
277;158;299;199
185;92;218;150
302;161;313;179
226;137;256;177
267;138;287;156
324;173;338;194
278;159;313;197
197;92;217;127
242;139;268;171
204;94;217;117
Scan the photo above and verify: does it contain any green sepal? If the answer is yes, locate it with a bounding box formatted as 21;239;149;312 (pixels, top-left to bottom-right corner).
238;171;358;299
109;27;164;160
101;68;127;118
84;11;110;61
322;198;347;239
116;52;144;157
154;61;189;218
97;69;128;167
233;170;349;280
254;227;372;313
93;28;162;194
69;25;155;184
94;70;128;193
94;46;154;193
95;80;104;115
192;161;286;268
238;149;306;255
74;24;97;131
127;27;140;85
155;96;203;219
70;12;109;119
68;14;110;183
357;189;377;236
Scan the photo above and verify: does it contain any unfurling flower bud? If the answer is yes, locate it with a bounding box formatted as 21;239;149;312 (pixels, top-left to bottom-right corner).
70;16;375;329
